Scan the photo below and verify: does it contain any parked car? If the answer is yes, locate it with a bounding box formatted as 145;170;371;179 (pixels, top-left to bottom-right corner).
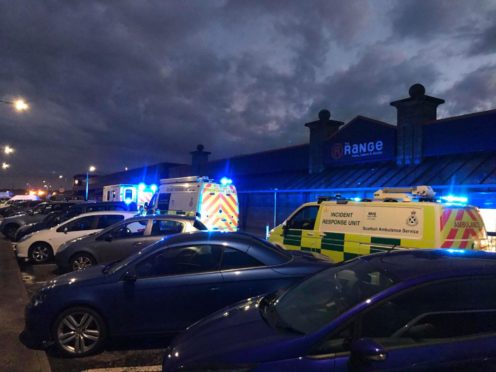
162;249;496;371
0;201;81;239
0;199;42;218
55;215;208;272
13;201;136;242
14;210;70;242
14;211;136;263
24;231;331;356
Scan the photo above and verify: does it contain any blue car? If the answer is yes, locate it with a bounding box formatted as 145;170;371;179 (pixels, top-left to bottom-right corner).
24;232;330;356
163;249;496;371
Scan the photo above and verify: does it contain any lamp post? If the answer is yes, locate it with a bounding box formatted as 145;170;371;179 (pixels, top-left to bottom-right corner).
0;98;29;112
85;165;96;201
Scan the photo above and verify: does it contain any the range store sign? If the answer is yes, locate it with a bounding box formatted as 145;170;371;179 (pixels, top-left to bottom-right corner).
325;117;396;164
331;140;384;160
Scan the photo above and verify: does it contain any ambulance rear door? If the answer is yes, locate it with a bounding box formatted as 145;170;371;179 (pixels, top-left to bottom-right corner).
199;183;239;231
439;206;488;249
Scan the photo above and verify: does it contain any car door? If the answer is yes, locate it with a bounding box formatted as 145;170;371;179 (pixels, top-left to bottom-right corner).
53;215;100;251
117;244;223;334
283;206;320;252
330;276;496;370
97;219;151;263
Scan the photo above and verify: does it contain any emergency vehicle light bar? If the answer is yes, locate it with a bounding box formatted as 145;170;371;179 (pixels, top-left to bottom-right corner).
159;176;211;184
374;185;436;202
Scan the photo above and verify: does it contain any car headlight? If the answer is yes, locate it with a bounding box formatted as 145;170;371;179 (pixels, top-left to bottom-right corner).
31;291;47;307
19;233;34;242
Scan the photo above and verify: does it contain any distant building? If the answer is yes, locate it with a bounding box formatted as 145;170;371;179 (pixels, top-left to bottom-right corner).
74;84;496;234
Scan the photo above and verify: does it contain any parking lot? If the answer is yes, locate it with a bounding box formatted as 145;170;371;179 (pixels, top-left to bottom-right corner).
2;237;170;372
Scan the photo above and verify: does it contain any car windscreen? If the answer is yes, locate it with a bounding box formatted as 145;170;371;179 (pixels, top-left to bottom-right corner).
272;259;396;334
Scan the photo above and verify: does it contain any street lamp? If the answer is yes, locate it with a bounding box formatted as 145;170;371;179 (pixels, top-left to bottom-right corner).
4;145;14;155
0;98;29;112
85;165;96;201
2;162;10;170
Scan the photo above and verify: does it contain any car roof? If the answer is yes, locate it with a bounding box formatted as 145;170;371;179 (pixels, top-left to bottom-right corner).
72;211;136;217
361;249;496;281
156;231;265;245
126;214;198;222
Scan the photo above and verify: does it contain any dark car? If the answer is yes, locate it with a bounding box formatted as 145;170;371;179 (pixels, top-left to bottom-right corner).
55;215;208;272
162;249;496;371
25;232;330;357
0;200;42;218
0;202;79;239
14;201;138;242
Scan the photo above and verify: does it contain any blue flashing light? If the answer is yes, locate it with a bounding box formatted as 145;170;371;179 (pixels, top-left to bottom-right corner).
440;195;468;204
352;197;362;202
446;249;466;254
220;177;232;186
138;183;146;191
124;198;133;205
150;184;158;192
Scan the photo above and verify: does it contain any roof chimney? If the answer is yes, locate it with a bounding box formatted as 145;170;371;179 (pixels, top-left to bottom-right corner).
391;84;444;165
190;144;210;175
305;109;343;174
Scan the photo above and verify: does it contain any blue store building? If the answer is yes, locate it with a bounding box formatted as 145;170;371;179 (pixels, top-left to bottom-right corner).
75;84;496;234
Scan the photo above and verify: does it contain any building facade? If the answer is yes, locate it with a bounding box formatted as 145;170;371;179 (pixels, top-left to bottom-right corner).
73;84;496;234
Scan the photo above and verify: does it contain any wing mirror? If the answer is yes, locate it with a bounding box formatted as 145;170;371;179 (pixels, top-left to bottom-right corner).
350;338;387;364
104;234;113;242
63;227;68;234
122;271;137;282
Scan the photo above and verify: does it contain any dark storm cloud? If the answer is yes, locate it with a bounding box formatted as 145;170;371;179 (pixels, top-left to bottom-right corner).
389;0;495;41
470;21;496;55
307;46;440;124
441;64;496;114
0;0;494;188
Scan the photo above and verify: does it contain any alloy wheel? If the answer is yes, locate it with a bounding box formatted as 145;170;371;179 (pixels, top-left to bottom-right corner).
56;311;101;355
30;245;51;263
72;255;94;271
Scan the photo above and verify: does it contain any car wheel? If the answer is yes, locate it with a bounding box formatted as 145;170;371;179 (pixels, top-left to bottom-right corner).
70;253;96;271
53;306;106;357
28;242;53;264
3;224;19;240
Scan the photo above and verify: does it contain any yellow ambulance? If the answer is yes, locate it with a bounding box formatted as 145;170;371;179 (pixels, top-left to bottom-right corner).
148;176;239;231
268;186;489;262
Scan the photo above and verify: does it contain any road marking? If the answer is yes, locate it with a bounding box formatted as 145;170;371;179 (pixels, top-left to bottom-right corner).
82;366;162;372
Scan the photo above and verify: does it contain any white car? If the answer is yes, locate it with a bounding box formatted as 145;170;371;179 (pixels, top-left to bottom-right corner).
14;211;136;263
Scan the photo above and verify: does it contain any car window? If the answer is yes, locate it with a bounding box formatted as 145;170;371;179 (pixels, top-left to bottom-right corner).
135;245;222;278
110;220;147;239
220;247;263;270
359;277;496;347
124;189;133;200
97;214;125;229
287;206;319;230
150;220;183;236
274;260;395;334
62;216;98;232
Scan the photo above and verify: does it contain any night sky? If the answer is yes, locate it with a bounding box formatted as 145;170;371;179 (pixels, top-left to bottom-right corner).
1;0;495;189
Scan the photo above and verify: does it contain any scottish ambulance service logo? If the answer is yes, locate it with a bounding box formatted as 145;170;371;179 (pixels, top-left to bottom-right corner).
406;211;418;226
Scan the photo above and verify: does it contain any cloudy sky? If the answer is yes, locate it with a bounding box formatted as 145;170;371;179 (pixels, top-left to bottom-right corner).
1;0;495;188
